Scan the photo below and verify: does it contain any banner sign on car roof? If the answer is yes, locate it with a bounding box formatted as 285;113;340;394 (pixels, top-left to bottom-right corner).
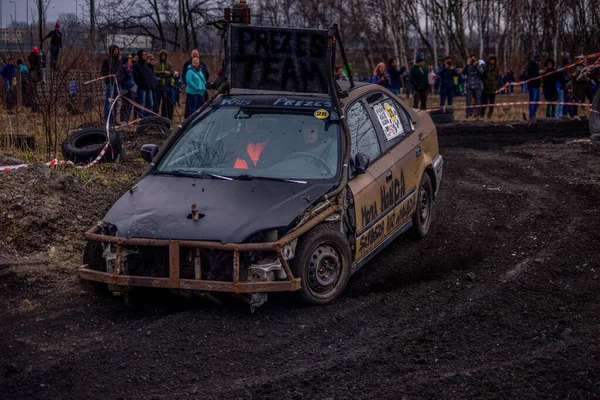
229;25;330;94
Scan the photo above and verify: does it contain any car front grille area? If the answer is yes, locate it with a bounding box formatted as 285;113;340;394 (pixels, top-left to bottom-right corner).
123;246;256;282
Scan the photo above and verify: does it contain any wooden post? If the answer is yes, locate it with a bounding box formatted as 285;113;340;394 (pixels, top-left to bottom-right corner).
16;65;22;108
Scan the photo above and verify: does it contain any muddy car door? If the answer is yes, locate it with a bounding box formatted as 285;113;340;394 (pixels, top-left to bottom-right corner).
346;97;388;262
366;93;420;241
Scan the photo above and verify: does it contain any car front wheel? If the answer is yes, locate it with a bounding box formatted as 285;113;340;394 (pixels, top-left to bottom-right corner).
411;173;434;239
291;224;351;305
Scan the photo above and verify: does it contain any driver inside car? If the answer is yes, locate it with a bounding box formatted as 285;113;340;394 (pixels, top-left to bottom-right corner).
233;117;272;169
300;121;335;162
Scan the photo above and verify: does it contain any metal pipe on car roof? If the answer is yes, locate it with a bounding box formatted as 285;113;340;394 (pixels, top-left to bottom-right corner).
323;28;351;201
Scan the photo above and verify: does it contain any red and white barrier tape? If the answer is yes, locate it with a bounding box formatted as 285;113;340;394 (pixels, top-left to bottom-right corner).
84;74;117;85
0;159;74;172
121;96;160;117
496;51;600;94
1;72;165;172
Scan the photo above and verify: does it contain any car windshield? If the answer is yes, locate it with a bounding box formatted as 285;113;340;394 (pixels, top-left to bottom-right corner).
156;105;341;181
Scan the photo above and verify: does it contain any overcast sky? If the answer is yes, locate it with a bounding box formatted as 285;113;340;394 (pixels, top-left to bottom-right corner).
1;0;74;29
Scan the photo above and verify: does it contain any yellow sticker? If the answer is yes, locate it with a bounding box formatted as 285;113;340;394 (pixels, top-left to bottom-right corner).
314;109;329;119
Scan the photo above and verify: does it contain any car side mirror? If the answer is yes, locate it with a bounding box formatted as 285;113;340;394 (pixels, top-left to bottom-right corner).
354;153;370;174
141;144;159;163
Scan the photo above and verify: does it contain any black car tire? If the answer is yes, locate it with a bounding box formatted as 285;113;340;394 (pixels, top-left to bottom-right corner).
428;106;454;116
82;241;108;293
62;127;123;164
411;173;434;239
136;123;169;134
430;113;455;124
291;223;351;305
139;116;171;129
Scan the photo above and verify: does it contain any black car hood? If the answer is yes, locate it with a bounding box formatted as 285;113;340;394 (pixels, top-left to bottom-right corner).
103;175;334;243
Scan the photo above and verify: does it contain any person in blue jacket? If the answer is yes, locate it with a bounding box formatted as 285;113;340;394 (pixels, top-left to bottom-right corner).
436;56;458;106
0;58;16;106
387;58;405;95
185;57;207;118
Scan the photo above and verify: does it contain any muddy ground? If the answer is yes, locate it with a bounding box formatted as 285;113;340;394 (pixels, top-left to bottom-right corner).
1;122;599;399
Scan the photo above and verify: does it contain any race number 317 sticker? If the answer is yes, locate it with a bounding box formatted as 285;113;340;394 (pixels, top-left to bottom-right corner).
314;109;329;119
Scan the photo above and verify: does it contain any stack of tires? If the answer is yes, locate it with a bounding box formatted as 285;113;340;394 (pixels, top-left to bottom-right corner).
136;116;172;134
62;127;124;164
428;106;454;125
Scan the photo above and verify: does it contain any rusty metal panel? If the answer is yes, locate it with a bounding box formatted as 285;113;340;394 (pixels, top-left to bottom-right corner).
169;241;180;287
233;251;240;283
78;266;301;293
277;252;295;281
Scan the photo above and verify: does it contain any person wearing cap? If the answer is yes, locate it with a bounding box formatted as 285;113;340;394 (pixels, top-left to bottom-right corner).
408;56;429;110
437;56;458;106
526;55;542;119
481;54;501;118
463;54;484;118
42;22;63;70
27;47;42;112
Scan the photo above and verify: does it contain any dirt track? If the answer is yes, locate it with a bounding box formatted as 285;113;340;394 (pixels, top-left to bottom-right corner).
1;122;600;399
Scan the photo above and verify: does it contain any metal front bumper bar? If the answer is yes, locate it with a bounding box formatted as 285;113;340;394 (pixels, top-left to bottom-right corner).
78;205;340;293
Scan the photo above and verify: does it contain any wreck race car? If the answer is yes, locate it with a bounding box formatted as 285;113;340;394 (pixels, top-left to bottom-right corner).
79;81;443;308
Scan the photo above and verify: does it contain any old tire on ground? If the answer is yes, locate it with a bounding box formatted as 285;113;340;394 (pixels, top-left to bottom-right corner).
82;241;108;293
590;89;600;136
291;224;351;305
428;106;454;115
62;127;123;164
139;116;171;129
411;173;434;239
430;112;454;125
136;123;169;134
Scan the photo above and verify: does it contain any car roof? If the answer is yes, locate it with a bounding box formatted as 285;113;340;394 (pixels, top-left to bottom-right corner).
227;81;371;104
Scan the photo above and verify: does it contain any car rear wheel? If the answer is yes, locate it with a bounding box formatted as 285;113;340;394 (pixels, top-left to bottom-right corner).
411;173;434;239
291;224;351;305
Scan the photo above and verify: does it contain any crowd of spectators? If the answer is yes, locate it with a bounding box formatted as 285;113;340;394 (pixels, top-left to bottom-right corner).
343;54;598;120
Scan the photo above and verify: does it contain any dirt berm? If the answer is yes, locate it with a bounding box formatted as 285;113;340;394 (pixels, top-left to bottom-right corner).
1;119;599;399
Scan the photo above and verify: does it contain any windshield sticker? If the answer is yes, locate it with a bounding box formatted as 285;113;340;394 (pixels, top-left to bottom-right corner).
373;102;405;140
273;98;332;108
314;109;329;119
220;98;251;106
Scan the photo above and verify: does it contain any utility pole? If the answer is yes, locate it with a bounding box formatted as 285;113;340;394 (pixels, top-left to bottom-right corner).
89;0;95;49
38;0;43;44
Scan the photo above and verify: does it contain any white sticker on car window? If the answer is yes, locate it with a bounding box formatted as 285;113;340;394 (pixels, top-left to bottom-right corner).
374;102;405;140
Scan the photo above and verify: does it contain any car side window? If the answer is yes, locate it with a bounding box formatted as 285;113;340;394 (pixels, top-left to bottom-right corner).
347;101;381;162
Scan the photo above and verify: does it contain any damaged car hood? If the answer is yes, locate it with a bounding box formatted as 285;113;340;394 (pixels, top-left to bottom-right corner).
103;175;334;243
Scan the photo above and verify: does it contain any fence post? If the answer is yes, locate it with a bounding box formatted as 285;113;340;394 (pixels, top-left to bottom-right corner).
16;66;22;109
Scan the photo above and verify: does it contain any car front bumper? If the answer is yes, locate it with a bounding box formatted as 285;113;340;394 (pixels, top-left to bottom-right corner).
79;205;340;294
